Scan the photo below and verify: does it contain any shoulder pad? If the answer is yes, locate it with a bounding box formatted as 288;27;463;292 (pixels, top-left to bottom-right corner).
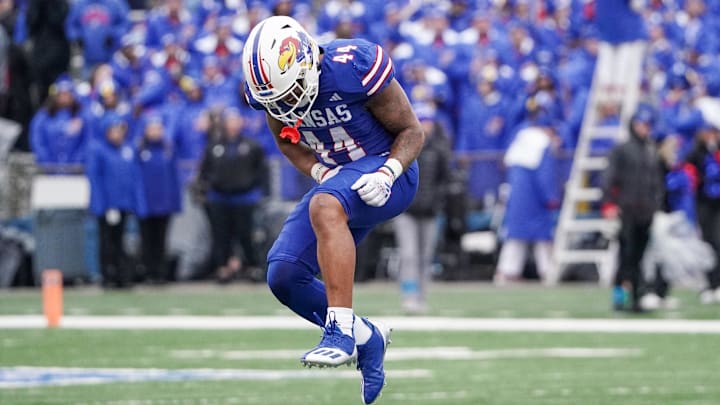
325;39;395;96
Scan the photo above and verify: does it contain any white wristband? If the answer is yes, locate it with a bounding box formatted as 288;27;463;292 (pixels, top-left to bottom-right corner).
311;162;329;183
381;158;404;181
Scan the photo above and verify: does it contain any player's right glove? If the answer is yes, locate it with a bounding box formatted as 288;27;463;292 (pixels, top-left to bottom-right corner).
311;162;342;184
351;158;403;207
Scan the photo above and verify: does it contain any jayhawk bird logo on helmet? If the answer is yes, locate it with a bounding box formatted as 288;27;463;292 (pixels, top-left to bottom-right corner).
278;37;300;74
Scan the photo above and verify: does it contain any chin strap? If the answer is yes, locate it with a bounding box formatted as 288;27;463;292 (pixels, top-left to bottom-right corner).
279;119;303;144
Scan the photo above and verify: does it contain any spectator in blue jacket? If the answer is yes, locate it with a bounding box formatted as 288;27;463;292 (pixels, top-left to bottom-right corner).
132;66;171;117
65;0;130;72
659;134;698;225
167;75;212;282
190;15;243;78
110;31;149;99
199;55;238;112
455;69;508;202
86;79;132;140
495;117;561;284
174;75;209;185
669;0;719;56
30;75;88;173
685;122;720;303
400;59;455;135
150;33;192;105
135;113;181;284
86;112;138;288
145;0;196;50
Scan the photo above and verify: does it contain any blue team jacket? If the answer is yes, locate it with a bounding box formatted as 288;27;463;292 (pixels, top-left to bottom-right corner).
503;132;560;241
65;0;130;65
135;140;181;218
30;108;89;170
86;138;139;216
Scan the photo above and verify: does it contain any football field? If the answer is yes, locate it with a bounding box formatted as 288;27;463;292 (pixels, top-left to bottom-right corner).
1;283;720;404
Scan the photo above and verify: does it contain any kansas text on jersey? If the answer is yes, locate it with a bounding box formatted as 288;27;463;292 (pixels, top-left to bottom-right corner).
247;38;396;166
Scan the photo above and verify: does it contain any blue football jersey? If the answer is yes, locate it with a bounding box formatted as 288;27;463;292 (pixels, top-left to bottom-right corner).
246;38;396;166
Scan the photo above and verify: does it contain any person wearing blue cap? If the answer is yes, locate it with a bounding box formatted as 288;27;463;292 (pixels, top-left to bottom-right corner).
391;104;451;314
190;14;243;77
400;59;455;136
168;75;211;280
87;79;133;141
134;112;181;284
602;106;665;312
456;68;510;203
167;74;213;282
174;75;209;184
149;33;192;107
86;112;139;289
132;64;171;117
198;54;239;111
65;0;130;72
110;31;149;99
30;74;89;174
145;0;196;50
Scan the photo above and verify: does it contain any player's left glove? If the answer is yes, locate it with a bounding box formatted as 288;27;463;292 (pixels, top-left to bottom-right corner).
351;158;403;207
311;162;342;184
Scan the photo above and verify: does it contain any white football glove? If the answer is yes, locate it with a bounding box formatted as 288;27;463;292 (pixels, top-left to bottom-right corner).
351;158;403;207
311;162;342;184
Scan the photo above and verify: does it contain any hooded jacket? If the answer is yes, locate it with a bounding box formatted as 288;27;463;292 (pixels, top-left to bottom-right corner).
603;127;664;223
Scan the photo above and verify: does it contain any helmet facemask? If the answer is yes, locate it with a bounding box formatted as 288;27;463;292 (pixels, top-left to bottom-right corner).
261;67;319;124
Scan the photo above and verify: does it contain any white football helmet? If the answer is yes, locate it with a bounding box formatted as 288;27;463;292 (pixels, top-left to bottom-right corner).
242;16;320;124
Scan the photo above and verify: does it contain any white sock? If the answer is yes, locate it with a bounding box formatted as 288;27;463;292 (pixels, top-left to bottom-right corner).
353;316;373;345
326;307;355;337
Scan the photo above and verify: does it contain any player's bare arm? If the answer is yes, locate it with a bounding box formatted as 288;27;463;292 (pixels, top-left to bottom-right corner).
366;78;426;172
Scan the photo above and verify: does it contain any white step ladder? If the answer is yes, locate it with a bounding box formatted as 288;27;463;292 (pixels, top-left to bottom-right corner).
548;42;645;286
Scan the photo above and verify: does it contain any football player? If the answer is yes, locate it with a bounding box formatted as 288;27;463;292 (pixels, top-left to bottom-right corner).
242;16;424;404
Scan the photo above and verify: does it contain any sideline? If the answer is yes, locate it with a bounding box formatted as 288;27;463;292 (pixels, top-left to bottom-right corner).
2;316;720;333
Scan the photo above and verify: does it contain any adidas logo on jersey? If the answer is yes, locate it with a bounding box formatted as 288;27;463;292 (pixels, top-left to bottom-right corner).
329;93;343;102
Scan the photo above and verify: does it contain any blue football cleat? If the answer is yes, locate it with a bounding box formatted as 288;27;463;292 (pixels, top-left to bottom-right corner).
301;315;357;368
357;318;392;404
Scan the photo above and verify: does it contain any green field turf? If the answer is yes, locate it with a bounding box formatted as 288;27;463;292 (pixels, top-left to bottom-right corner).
1;282;719;319
2;283;720;404
2;329;720;404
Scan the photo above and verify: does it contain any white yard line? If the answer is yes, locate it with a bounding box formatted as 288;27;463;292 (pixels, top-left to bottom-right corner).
1;316;720;333
170;347;642;361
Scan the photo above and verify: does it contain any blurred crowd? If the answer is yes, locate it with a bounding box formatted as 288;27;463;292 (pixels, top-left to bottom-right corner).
1;0;720;288
0;1;718;197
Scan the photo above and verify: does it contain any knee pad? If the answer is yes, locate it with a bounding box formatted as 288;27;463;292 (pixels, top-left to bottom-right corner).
266;259;328;325
266;260;312;304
